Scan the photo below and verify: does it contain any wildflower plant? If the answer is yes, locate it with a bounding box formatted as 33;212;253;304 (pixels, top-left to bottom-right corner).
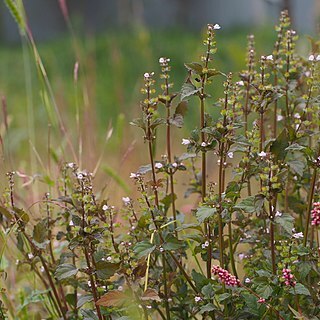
1;8;320;320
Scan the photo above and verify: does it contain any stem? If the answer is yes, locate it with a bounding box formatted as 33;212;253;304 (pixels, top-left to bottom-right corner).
303;166;318;247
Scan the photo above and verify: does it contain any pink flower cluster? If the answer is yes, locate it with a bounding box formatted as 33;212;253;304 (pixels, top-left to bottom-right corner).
211;265;240;287
311;202;320;226
282;268;296;287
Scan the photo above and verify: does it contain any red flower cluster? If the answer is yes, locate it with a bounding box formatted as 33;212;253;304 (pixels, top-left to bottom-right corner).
211;265;240;287
311;202;320;226
282;268;296;287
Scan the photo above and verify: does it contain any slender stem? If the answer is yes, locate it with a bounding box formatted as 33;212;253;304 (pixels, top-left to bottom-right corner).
303;166;318;247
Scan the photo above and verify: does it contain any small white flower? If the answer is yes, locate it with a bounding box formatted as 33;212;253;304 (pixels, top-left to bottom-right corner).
15;259;19;265
316;55;320;61
146;305;152;309
28;253;34;259
258;151;267;157
155;162;163;169
107;256;112;261
159;57;165;64
201;142;207;147
130;172;138;178
172;162;178;168
309;54;315;61
294;113;301;119
213;24;221;30
67;162;75;169
40;266;45;273
293;232;304;239
102;205;109;211
159;247;164;252
69;220;74;226
227;152;234;159
118;286;123;291
182;138;191;145
266;54;273;61
77;173;83;180
122;197;131;205
275;210;282;217
238;253;245;260
236;80;244;86
204;241;209;247
194;296;202;303
245;278;251;283
277;115;284;121
87;280;91;287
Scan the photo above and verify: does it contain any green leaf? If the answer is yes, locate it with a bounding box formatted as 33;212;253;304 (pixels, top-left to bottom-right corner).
288;160;305;177
0;206;13;220
256;284;273;299
275;213;294;234
218;293;231;302
171;101;188;128
95;261;120;280
184;62;203;74
285;143;306;151
33;220;47;244
163;235;184;251
270;129;289;161
77;294;94;308
235;195;265;214
199;303;216;314
289;283;311;296
191;269;209;290
130;118;146;131
133;241;156;259
80;309;99;320
195;206;216;223
297;262;311;279
137;164;152;174
54;263;78;281
180;83;200;101
201;284;215;299
13;207;29;224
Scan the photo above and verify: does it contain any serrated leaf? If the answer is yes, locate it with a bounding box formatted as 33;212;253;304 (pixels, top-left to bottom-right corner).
137;164;152;174
54;263;78;281
77;294;93;308
256;284;273;299
33;220;47;244
130;118;146;131
275;213;294;234
199;303;216;314
201;284;215;299
133;241;156;259
0;206;13;220
270;129;289;161
288;160;305;177
170;113;184;128
285;143;306;151
235;195;265;214
191;270;209;290
13;207;29;223
184;62;203;74
141;289;161;302
180;83;200;101
80;309;99;320
218;293;231;302
96;291;126;307
95;261;120;280
195;206;217;223
163;235;184;251
289;283;311;296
